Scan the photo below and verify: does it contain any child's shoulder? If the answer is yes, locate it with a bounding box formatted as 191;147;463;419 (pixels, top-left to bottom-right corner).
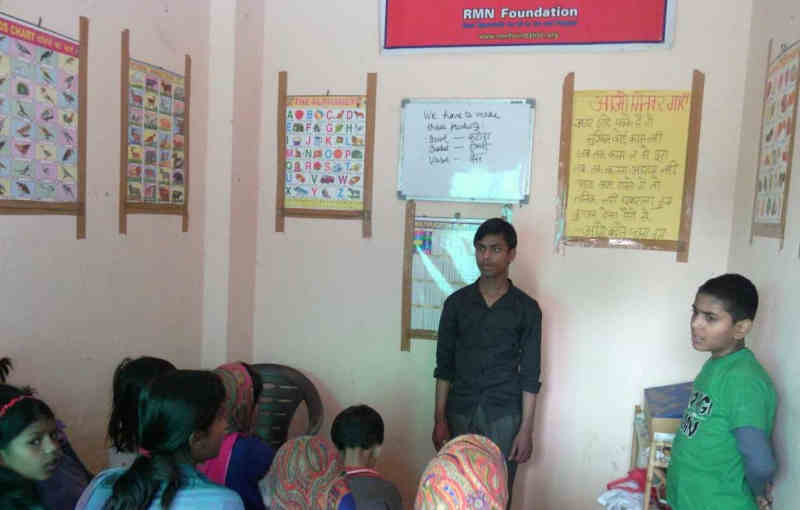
718;349;775;393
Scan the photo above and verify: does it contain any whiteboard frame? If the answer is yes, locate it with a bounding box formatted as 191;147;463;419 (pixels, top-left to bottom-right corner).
397;98;535;204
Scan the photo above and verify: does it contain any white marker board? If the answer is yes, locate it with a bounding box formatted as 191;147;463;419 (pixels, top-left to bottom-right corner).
397;98;535;203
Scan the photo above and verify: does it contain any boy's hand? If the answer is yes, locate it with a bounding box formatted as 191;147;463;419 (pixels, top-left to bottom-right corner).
432;420;450;451
757;482;773;510
508;429;534;463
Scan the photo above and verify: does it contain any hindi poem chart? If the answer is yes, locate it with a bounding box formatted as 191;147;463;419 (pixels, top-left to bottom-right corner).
566;90;691;241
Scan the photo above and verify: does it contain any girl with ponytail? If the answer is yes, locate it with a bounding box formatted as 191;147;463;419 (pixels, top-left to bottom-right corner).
0;383;62;510
76;370;244;510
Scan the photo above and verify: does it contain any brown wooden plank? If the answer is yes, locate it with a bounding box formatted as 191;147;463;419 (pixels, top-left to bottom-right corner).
182;54;191;232
0;208;80;216
77;16;89;239
120;29;130;234
275;71;288;232
362;73;377;238
401;200;416;352
283;208;363;219
750;40;773;244
0;200;81;211
408;329;437;341
126;203;185;214
676;70;705;262
557;72;575;253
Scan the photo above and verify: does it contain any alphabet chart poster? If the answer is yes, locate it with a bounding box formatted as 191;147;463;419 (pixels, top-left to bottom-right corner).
127;59;185;205
751;40;799;243
284;96;366;211
0;13;80;203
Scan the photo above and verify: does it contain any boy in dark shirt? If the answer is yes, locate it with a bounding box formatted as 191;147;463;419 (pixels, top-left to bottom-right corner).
331;405;401;510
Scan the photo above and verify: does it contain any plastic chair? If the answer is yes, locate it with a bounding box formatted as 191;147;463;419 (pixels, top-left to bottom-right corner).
250;363;324;450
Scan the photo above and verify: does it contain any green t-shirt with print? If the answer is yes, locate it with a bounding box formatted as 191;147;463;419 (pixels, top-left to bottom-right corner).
667;348;776;510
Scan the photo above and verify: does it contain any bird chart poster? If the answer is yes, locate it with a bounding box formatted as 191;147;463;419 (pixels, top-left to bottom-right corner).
127;59;186;205
284;96;366;211
0;13;80;202
752;40;799;240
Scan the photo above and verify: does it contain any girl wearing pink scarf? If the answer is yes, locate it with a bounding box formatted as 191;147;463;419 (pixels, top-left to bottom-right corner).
197;362;274;510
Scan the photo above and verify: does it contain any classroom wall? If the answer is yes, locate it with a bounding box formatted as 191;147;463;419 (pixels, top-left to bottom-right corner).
249;1;755;508
0;0;211;471
728;2;800;508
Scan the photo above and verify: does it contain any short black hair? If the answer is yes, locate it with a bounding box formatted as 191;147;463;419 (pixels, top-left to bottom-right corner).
474;218;517;250
331;405;384;451
697;273;759;322
0;384;55;450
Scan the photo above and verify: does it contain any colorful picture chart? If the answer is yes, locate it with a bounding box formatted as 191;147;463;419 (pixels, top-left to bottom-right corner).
127;59;185;205
284;96;366;211
411;218;481;333
754;42;799;226
565;90;691;241
0;13;80;202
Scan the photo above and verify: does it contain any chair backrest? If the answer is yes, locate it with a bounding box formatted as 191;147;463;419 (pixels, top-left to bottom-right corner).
250;363;324;450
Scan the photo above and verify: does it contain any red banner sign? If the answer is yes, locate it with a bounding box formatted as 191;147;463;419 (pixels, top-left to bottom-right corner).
382;0;673;52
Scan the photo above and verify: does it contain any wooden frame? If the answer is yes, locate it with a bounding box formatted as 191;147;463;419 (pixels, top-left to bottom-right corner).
119;29;190;233
0;15;89;239
275;71;376;237
556;70;704;262
400;200;484;351
750;39;800;247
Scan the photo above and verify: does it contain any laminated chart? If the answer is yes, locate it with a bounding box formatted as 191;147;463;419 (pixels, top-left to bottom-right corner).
0;13;80;202
410;218;481;333
127;59;186;205
753;40;799;239
284;95;366;211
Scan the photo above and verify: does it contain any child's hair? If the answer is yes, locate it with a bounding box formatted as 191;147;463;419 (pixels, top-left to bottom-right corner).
0;384;55;452
0;357;12;383
243;362;264;404
107;356;176;453
105;370;225;510
330;404;384;451
474;218;517;250
698;273;759;322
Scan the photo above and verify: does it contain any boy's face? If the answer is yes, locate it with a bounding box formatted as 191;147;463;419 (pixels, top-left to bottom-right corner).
474;233;516;279
690;293;752;358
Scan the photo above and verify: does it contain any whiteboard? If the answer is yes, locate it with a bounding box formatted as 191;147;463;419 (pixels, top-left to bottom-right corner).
397;98;535;203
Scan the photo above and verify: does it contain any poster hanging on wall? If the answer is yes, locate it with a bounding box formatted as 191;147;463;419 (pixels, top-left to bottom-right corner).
284;95;366;211
119;29;191;234
126;59;186;206
751;40;800;245
380;0;675;54
0;12;88;239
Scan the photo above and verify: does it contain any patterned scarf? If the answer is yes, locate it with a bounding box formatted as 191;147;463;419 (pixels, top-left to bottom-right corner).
196;362;254;484
267;435;351;510
414;434;508;510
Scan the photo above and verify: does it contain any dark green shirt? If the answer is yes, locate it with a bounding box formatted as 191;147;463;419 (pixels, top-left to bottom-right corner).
435;280;542;421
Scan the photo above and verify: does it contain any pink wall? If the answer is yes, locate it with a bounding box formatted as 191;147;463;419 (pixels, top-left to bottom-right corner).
248;1;756;508
0;0;211;471
728;3;800;508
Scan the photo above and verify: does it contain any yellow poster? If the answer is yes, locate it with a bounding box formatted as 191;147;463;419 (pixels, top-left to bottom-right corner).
566;90;691;241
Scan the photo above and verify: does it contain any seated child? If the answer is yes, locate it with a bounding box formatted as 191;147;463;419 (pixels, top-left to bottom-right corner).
0;383;63;510
197;362;275;510
331;404;402;510
414;434;508;510
667;274;777;510
107;356;176;469
76;369;243;510
263;435;356;510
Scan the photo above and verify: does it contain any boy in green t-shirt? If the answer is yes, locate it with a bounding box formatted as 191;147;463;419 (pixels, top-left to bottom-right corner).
667;274;777;510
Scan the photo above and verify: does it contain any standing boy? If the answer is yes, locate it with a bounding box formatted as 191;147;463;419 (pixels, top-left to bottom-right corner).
432;217;542;504
668;274;777;510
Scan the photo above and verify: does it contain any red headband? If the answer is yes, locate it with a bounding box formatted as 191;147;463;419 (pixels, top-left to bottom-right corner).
0;396;31;418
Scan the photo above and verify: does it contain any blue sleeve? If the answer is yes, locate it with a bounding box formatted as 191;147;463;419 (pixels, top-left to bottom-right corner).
337;493;357;510
228;436;275;510
733;426;776;497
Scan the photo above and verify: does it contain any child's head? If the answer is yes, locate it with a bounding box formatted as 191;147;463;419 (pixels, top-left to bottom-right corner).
692;274;758;358
108;356;176;453
331;405;384;466
107;370;226;510
0;384;61;481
